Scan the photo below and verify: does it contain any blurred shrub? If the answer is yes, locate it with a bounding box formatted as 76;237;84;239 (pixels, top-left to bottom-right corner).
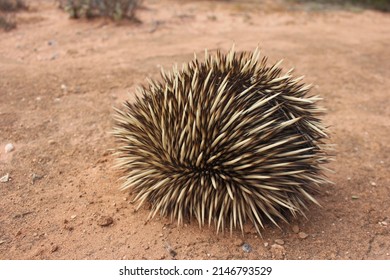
292;0;390;11
58;0;142;20
0;12;16;30
350;0;390;11
0;0;27;11
0;0;27;31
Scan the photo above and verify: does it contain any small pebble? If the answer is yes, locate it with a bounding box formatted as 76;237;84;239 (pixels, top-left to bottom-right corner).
5;143;14;153
0;240;6;245
70;215;77;219
64;225;74;231
264;242;269;247
351;195;359;200
270;244;286;259
275;239;285;245
292;225;300;233
32;173;43;184
167;248;177;258
0;173;10;183
242;243;252;253
298;232;309;239
97;216;113;227
370;182;376;186
51;245;59;253
234;238;244;246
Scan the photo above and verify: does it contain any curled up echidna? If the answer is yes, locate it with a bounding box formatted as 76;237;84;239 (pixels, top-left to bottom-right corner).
113;48;331;234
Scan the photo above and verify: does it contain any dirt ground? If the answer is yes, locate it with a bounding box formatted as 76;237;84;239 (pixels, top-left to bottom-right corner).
0;0;389;260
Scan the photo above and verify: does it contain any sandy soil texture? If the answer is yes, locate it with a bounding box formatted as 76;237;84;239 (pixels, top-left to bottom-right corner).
1;0;389;260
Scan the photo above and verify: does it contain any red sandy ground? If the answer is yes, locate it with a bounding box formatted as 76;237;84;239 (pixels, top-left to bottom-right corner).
0;0;389;260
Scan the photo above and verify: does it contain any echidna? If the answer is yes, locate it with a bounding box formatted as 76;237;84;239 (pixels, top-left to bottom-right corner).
113;48;331;234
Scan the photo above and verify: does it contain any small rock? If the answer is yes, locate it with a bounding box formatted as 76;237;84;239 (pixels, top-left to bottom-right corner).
0;173;10;183
5;143;14;153
97;216;113;227
64;225;74;231
167;247;177;258
48;140;56;145
242;243;252;253
298;232;309;239
14;211;33;219
234;238;244;246
31;173;43;184
292;225;300;233
275;239;285;245
0;240;6;245
370;182;377;186
51;245;59;253
270;244;286;259
70;215;77;220
379;221;388;227
351;195;359;200
264;242;269;247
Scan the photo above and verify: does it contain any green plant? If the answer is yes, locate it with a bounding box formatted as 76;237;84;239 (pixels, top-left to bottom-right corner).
58;0;142;20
